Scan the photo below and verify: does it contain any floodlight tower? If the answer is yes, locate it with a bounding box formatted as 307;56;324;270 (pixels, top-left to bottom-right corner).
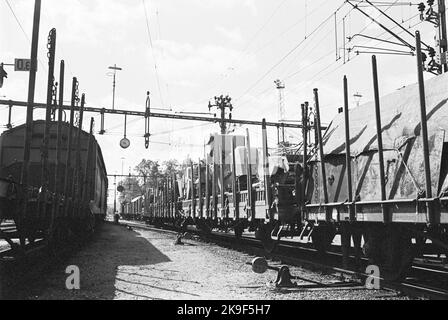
275;80;286;143
275;79;286;122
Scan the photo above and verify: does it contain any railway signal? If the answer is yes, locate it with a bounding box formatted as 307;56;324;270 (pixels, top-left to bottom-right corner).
120;114;131;149
0;63;8;88
0;59;34;89
14;58;33;72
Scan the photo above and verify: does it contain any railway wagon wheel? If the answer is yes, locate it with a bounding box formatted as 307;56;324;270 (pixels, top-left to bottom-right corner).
363;225;413;281
47;219;68;258
234;226;243;238
234;227;243;238
234;221;246;238
311;225;335;253
254;228;264;241
196;219;212;235
256;222;278;253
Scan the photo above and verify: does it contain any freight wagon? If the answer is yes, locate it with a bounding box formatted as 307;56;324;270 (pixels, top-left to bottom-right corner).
0;120;108;249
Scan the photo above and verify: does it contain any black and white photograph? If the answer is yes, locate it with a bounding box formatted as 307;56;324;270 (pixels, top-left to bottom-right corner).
1;0;448;306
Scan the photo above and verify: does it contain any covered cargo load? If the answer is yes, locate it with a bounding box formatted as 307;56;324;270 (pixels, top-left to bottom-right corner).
267;156;290;176
234;146;259;177
312;71;448;204
207;134;246;192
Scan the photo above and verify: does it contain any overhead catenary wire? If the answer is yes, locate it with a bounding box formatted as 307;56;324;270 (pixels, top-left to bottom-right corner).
346;0;430;51
349;0;398;38
180;0;338;110
4;0;30;42
3;0;47;72
281;25;336;79
252;0;329;54
236;2;349;103
237;15;348;106
240;0;290;54
305;0;308;38
2;1;436;166
237;0;424;110
154;7;175;147
142;0;165;108
189;0;291;105
292;15;424;95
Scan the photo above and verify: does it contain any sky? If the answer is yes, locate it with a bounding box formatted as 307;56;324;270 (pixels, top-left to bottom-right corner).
0;0;439;197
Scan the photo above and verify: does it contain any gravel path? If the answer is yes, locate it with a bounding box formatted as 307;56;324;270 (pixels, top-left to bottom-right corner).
20;223;409;300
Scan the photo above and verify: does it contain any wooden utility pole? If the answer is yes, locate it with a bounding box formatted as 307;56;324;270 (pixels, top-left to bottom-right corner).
20;0;41;246
208;95;233;135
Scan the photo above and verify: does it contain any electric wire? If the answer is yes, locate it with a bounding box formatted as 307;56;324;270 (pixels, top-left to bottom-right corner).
142;0;165;108
3;0;47;72
189;0;291;106
237;0;423;110
236;2;348;103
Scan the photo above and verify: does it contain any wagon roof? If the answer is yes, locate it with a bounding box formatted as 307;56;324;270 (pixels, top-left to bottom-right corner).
323;72;448;157
2;120;90;138
1;120;108;177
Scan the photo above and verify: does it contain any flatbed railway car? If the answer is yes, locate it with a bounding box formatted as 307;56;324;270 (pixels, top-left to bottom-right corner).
141;69;448;280
121;195;145;221
0;120;108;250
148;132;301;242
303;71;448;280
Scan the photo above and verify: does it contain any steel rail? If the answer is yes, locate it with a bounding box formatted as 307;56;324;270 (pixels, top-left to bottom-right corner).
122;220;448;300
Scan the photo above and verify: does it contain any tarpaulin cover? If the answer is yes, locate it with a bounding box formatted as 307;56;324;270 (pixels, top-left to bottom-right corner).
255;151;291;180
323;72;448;156
309;72;448;205
267;156;290;176
234;146;259;177
206;134;246;192
206;134;246;164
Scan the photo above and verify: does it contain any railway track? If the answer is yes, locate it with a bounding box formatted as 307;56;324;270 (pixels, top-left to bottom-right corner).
121;220;448;300
0;223;96;299
0;222;46;261
0;238;50;299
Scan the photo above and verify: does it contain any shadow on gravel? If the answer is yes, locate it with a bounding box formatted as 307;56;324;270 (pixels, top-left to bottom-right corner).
115;277;200;297
118;271;200;284
11;222;171;300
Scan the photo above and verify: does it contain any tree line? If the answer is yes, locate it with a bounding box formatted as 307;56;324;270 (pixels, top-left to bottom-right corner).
118;158;189;204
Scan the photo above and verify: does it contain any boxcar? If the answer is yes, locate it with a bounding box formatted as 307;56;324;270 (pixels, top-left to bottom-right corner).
0;120;108;244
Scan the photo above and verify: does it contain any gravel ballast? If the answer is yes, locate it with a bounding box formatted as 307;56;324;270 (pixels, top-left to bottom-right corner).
18;223;409;300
